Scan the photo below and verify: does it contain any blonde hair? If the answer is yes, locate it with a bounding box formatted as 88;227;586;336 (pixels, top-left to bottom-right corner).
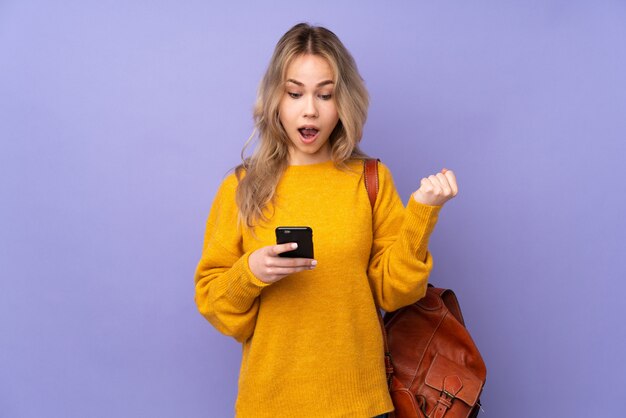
235;23;369;228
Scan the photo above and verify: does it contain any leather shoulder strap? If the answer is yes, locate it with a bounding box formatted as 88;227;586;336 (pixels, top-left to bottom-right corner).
363;158;380;209
363;158;394;385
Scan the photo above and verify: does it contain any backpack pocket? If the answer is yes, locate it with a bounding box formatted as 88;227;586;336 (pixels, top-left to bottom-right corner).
424;353;484;413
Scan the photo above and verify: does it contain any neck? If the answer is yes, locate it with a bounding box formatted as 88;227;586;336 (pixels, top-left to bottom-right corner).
288;149;331;166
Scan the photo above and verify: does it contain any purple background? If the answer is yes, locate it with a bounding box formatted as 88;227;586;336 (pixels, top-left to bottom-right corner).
1;1;625;417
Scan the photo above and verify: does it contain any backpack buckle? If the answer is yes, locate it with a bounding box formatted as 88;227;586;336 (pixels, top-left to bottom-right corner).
441;389;456;400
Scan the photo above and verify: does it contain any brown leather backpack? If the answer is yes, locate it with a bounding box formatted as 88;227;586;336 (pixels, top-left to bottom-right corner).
364;159;487;418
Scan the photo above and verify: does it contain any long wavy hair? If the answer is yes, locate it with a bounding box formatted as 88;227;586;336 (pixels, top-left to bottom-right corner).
235;23;370;228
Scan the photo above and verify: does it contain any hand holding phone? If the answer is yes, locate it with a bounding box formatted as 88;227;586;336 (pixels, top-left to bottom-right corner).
247;227;316;284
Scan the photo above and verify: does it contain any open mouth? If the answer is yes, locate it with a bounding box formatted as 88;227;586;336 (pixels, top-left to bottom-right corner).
298;127;319;144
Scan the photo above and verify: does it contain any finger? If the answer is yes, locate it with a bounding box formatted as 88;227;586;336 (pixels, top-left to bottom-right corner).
268;257;317;268
428;175;443;194
443;169;458;195
266;264;317;276
435;172;452;195
420;177;433;192
269;243;298;257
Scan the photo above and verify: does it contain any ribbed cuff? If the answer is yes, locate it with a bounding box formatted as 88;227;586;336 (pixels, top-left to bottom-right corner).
216;251;271;311
403;198;442;261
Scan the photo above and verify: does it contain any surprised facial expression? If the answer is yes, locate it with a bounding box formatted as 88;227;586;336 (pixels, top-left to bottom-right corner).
279;54;340;165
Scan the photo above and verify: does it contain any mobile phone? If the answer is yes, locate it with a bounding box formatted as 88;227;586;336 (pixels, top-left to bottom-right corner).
275;226;314;259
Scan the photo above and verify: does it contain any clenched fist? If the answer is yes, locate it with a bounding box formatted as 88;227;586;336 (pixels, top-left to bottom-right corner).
412;168;459;207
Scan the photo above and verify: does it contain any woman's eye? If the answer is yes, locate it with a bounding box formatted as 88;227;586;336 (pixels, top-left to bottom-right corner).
288;92;302;99
319;94;332;100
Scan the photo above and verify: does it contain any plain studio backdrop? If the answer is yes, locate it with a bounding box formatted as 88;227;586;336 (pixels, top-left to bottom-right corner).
1;1;625;417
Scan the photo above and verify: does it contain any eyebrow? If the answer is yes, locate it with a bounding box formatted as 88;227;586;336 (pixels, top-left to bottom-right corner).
286;79;334;87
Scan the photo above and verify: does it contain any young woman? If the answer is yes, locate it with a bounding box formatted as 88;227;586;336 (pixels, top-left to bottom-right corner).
194;23;458;418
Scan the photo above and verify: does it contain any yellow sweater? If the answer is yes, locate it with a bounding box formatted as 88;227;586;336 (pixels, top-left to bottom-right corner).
194;160;442;418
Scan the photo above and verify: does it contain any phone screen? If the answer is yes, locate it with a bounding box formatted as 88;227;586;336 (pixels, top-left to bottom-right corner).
275;226;314;259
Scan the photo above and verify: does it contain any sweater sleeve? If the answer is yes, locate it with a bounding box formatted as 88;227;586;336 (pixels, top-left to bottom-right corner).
367;163;442;312
193;174;270;343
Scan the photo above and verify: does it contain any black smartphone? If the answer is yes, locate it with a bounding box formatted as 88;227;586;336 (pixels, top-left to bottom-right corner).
275;226;314;259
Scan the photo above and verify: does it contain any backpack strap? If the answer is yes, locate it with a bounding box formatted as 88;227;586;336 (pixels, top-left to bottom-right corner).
363;158;394;386
363;158;380;209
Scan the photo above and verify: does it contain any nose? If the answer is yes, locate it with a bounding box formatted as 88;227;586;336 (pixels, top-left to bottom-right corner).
303;95;318;118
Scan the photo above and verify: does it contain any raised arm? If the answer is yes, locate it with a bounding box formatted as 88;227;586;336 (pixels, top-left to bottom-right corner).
367;164;457;312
